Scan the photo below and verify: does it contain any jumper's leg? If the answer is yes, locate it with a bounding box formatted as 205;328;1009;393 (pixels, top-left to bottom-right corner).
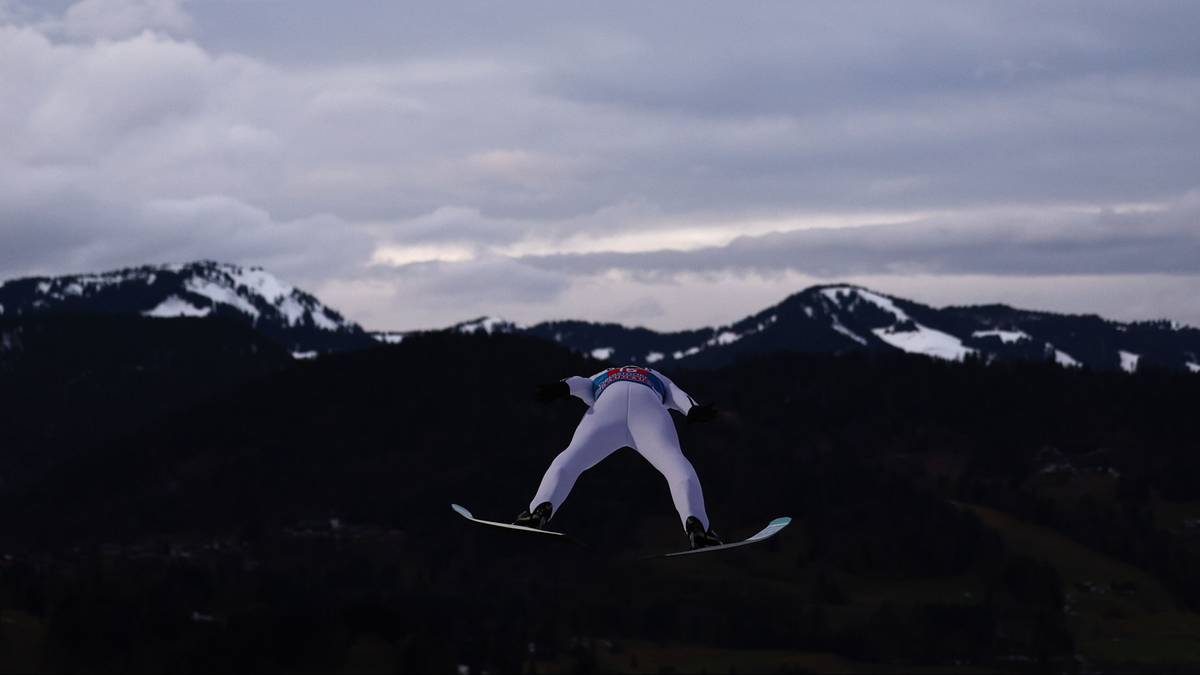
627;397;710;531
529;405;629;515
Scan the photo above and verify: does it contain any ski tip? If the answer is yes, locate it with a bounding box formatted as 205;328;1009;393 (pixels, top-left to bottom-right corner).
451;503;474;520
770;517;792;527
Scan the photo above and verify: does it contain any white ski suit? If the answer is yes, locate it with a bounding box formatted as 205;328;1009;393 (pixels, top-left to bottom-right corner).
529;366;710;530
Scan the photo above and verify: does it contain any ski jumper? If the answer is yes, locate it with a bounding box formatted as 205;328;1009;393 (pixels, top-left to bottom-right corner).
529;366;711;530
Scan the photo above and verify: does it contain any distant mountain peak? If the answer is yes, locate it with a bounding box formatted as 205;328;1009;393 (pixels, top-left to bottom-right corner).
0;261;371;354
147;261;352;331
806;285;977;361
499;283;1200;373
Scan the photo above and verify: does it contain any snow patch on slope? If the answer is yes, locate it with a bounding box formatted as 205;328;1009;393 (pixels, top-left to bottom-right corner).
59;269;154;296
457;317;515;334
1187;362;1200;373
874;325;974;361
826;287;909;321
972;329;1031;344
22;263;356;334
185;278;261;319
831;316;867;346
311;309;340;331
1119;350;1140;373
232;268;292;304
822;286;973;361
1043;343;1082;368
711;331;741;346
666;313;784;362
143;296;211;318
645;351;664;363
1055;349;1081;368
192;265;351;330
591;347;614;360
275;296;306;326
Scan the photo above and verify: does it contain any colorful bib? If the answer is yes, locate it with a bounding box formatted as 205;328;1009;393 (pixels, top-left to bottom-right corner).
591;366;667;403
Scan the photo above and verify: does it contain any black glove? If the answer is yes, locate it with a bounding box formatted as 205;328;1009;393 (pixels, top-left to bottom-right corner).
534;381;570;402
686;403;718;425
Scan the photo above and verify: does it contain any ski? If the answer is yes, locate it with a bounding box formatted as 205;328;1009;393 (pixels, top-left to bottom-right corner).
650;516;792;559
452;504;790;557
450;503;569;538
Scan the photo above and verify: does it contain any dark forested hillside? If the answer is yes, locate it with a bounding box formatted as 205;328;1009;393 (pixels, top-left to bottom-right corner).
0;314;292;492
2;330;1200;672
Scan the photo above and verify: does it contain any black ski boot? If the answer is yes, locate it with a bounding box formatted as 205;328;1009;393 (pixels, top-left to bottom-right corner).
685;516;723;550
513;501;553;530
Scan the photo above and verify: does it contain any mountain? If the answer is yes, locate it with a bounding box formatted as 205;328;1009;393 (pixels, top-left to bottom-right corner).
424;285;1200;373
0;261;374;354
4;262;1197;372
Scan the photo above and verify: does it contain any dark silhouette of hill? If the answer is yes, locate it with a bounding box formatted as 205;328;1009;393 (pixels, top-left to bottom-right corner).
3;329;1200;671
0;314;291;492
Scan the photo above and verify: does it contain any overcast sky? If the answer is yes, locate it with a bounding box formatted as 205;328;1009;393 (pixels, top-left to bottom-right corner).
2;0;1198;330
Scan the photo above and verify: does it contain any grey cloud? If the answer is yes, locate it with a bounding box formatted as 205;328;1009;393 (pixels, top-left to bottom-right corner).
378;206;534;247
526;1;1200;129
5;2;1198;227
382;255;569;305
135;196;376;285
617;296;666;321
0;184;374;288
61;0;190;39
522;193;1200;279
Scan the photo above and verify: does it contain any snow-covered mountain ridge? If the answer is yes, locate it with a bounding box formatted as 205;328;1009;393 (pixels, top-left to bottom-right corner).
0;261;373;354
3;262;1196;372
397;284;1200;373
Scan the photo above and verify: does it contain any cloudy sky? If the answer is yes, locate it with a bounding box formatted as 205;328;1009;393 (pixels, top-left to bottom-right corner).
2;0;1198;330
